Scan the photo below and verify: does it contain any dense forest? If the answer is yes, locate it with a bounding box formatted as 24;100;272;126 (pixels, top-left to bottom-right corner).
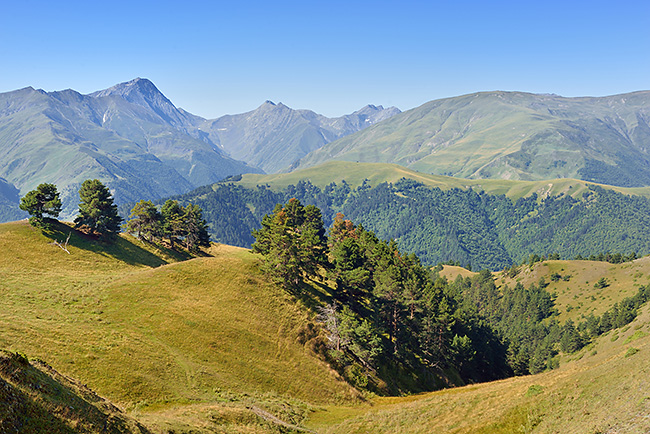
250;199;650;392
166;179;650;270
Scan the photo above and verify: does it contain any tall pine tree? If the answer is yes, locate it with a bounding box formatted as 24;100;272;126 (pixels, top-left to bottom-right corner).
74;179;122;239
252;198;328;289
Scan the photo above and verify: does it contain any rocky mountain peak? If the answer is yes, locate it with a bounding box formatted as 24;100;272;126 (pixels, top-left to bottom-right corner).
90;78;189;128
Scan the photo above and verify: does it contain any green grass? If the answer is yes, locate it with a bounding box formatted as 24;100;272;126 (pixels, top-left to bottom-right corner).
0;220;356;432
0;350;150;434
4;219;650;433
293;91;650;189
497;257;650;322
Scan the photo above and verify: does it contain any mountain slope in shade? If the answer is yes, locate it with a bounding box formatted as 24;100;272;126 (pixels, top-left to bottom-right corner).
0;79;261;218
0;350;150;434
0;177;24;221
198;101;400;173
295;91;650;187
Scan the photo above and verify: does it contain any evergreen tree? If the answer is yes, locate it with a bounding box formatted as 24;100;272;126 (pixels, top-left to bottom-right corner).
19;183;62;227
125;200;162;242
183;203;211;252
251;198;328;289
161;199;185;249
74;179;122;239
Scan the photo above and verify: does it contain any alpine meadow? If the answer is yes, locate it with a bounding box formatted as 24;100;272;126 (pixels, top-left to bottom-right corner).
2;23;650;432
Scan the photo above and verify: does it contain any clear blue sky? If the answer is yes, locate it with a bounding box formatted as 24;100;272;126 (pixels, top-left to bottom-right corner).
1;0;648;118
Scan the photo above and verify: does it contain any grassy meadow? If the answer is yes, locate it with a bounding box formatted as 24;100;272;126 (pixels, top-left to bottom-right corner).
0;220;356;432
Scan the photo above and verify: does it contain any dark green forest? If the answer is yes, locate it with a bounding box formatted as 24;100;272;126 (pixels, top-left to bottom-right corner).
166;179;650;270
249;199;650;392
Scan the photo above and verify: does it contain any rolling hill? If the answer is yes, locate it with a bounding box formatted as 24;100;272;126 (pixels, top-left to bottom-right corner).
229;161;650;199
0;220;357;432
294;91;650;187
3;219;650;432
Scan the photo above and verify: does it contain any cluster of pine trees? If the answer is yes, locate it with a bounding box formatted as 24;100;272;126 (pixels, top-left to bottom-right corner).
251;199;635;391
125;199;210;252
251;199;650;390
20;180;121;238
19;181;210;253
251;201;505;390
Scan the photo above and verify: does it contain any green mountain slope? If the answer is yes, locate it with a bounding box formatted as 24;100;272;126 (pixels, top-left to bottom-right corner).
295;91;650;187
169;162;650;269
231;161;650;199
198;101;400;173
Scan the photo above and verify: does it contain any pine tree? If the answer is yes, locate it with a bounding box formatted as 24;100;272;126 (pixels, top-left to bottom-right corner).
251;198;328;289
74;179;122;239
125;200;162;242
183;203;210;252
19;183;62;227
161;199;185;249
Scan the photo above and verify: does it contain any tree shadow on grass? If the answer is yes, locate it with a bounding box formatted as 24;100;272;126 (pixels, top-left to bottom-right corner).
40;221;193;268
287;278;333;312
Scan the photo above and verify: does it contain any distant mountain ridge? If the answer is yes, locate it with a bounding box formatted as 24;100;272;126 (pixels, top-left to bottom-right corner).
0;78;260;217
295;90;650;187
0;78;399;219
197;100;400;173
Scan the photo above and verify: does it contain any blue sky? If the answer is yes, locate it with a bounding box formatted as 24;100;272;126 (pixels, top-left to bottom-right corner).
1;0;648;118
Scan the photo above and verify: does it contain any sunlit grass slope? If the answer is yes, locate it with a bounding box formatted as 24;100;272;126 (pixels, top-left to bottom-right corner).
440;258;650;323
306;303;650;433
0;220;356;432
495;257;650;322
232;161;650;200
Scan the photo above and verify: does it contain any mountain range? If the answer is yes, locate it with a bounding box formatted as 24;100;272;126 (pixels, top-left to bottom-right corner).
0;78;399;218
2;79;650;220
295;90;650;187
196;100;400;173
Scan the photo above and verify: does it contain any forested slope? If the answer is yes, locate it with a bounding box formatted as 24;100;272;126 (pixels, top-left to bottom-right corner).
169;178;650;270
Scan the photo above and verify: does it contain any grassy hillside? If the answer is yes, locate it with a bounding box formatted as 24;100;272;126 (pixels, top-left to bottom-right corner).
4;219;650;432
494;257;650;323
305;301;650;433
232;161;650;200
441;257;650;324
0;220;356;432
0;350;151;434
